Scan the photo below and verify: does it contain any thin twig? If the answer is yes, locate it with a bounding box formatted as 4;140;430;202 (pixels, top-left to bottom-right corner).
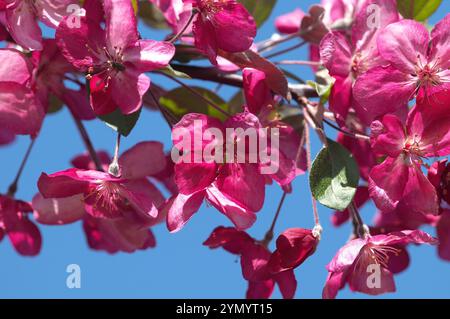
262;191;288;246
160;72;232;117
323;118;370;141
264;41;307;59
168;10;198;43
71;113;104;171
7;138;36;197
305;122;320;226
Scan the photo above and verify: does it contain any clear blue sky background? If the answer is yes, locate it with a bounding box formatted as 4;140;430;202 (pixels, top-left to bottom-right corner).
0;1;448;299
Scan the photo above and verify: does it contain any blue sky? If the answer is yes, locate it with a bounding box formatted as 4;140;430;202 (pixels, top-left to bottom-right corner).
0;1;448;298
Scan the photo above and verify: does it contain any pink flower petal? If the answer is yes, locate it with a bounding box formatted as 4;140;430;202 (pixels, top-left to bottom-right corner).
119;141;166;179
32;193;85;225
166;191;205;232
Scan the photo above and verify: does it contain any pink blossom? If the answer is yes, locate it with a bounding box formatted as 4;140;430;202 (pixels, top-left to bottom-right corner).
0;195;42;256
203;227;318;298
0;128;15;146
149;0;192;34
242;67;273;115
320;0;399;125
368;101;450;215
354;14;450;121
274;8;304;34
190;0;256;64
428;159;450;207
37;142;167;220
167;112;267;232
56;0;175;115
0;48;45;137
323;230;437;298
3;0;78;51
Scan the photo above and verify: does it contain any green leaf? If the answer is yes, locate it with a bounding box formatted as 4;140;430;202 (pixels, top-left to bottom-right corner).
307;80;333;105
238;0;277;27
159;65;191;79
309;139;360;210
99;108;142;137
159;86;229;121
397;0;442;21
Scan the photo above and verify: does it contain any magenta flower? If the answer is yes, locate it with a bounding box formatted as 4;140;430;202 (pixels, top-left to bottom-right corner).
428;159;450;207
204;226;300;299
274;8;304;35
0;195;42;256
320;0;399;125
354;14;450;121
149;0;192;34
242;67;273;115
323;230;437;298
0;48;45;137
189;0;256;64
368;100;450;215
37;142;167;220
167;112;267;232
56;0;175;115
3;0;78;50
33;146;166;254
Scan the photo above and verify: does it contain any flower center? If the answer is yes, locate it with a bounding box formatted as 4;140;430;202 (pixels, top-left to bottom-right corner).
85;181;128;213
85;46;125;91
366;244;400;268
416;57;442;89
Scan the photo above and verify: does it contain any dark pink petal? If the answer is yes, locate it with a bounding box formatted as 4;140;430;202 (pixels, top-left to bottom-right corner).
400;164;439;216
212;2;256;53
437;210;450;261
0;82;45;136
71;151;110;170
246;280;274;299
166;191;205;232
32;193;85;225
62;87;96;120
35;0;77;28
110;71;150;115
387;246;410;274
242;68;272;115
320;31;352;78
274;270;297;299
216;163;265;213
377;19;429;74
119;141;166;179
322;271;346;299
122;179;165;219
38;168;107;198
370;115;406;158
326;238;366;272
329;76;352;126
0;49;33;84
353;66;415;122
268;228;318;273
103;0;138;50
241;243;271;282
275;8;304;34
206;184;257;230
368;155;409;212
203;226;254;255
0;128;15;146
337;133;375;181
89;82;118;115
56;15;105;70
374;230;438;246
429;13;450;69
406;102;450;157
125;40;175;72
175;162;218;195
192;17;218;64
6;0;42;50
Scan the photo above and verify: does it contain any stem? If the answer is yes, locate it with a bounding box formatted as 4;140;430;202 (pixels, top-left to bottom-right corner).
348;202;368;239
258;32;302;53
108;132;121;177
160;72;232;117
275;60;322;66
264;41;307;59
305;122;320;227
323;118;370;141
71;113;104;172
7;138;36;197
169;10;198;43
262;191;288;246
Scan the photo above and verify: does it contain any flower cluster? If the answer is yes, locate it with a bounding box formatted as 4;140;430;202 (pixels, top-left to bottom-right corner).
0;0;448;299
